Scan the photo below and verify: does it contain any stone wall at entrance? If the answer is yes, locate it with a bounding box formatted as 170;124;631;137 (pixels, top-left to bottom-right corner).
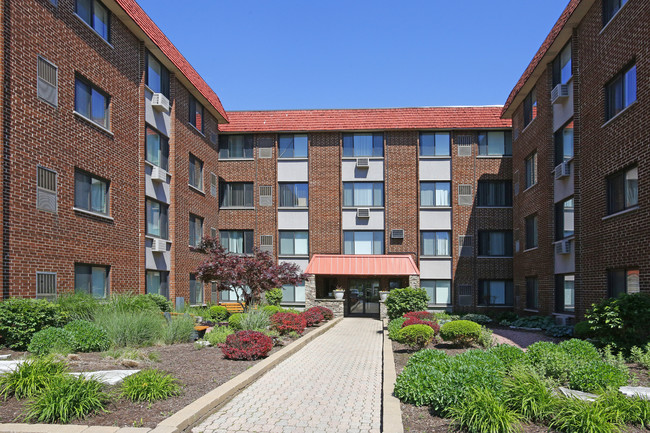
409;275;420;288
313;299;345;318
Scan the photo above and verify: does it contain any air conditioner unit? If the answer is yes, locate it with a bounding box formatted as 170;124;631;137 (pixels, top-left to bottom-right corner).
356;208;370;218
554;161;570;180
551;84;569;104
356;157;370;168
151;238;167;253
391;229;404;239
151;93;170;112
151;166;167;183
555;239;571;255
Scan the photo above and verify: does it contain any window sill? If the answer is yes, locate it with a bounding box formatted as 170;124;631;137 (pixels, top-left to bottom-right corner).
475;206;513;209
278;255;309;259
189;123;205;137
219;158;254;162
278;207;309;210
523;183;537;193
188;184;205;195
554;235;575;243
552;312;575;318
477;256;514;259
73;111;113;136
278;157;309;161
73;207;113;221
523;247;539;253
420;206;452;210
219;206;255;210
428;304;452;308
145;160;171;174
602;205;639;221
74;13;114;48
420;255;452;259
602;100;637;128
145;235;170;242
418;155;451;160
520;117;537;136
342;156;384;161
476;155;512;159
524;309;539;313
342;207;385;210
476;305;514;308
600;0;631;34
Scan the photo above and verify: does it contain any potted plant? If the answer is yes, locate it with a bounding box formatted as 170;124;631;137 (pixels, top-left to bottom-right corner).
333;285;345;300
379;290;390;301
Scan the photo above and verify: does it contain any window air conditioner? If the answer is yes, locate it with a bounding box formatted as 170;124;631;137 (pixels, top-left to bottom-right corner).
555;239;570;255
391;229;404;239
356;208;370;218
356;157;370;168
151;166;167;183
554;161;570;180
151;93;170;112
152;238;168;253
551;84;569;104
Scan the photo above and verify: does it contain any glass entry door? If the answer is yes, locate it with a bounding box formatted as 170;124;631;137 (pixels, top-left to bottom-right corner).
348;279;380;316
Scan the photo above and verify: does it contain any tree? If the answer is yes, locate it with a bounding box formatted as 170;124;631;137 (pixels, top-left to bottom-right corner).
193;237;307;307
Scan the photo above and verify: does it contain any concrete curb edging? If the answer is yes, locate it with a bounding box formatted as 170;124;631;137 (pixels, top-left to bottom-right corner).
382;319;404;433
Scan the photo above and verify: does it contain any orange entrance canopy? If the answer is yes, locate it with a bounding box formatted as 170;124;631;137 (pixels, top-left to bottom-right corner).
304;254;419;276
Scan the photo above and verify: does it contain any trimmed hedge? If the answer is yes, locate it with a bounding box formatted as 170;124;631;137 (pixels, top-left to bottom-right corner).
270;312;306;335
220;330;273;360
398;324;436;349
440;320;482;347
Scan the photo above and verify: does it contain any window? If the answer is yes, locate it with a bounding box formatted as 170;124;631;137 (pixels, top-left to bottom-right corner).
279;231;309;256
74;170;109;215
146;199;169;239
75;264;109;298
146;127;169;170
279;183;308;207
343;182;384;207
75;77;109;129
145;52;169;97
189;214;203;247
523;87;537;128
526;277;539;310
525;152;537;189
75;0;110;42
342;133;383;157
343;231;384;254
188;154;203;191
478;131;512;156
37;56;58;106
556;274;575;312
478;231;513;257
282;283;306;303
220;230;254;254
419;132;450;157
221;286;249;302
188;95;204;132
421;280;451;305
552;42;572;87
607;166;638;214
146;271;169;299
37;166;57;213
525;214;538;249
603;0;628;25
279;134;308;158
421;231;451;256
478;280;513;306
420;182;450;207
189;274;203;305
219;135;253;159
555;198;574;240
477;180;512;207
554;120;574;165
220;182;254;208
608;268;640;298
606;64;636;121
36;272;57;301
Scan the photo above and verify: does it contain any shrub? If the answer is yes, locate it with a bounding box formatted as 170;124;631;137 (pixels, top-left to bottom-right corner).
487;344;528;372
105;293;161;313
270;312;306;335
146;293;173;312
313;306;334;321
0;298;65;350
120;369;180;402
546;324;574;338
586;292;650;352
502;368;559;422
23;375;107;423
462;314;493;325
549;397;623;433
239;309;271;331
27;327;75;355
388;317;407;342
228;313;244;330
265;288;283;306
398;324;436;349
0;356;68;400
261;305;282;317
385;287;429;320
220;330;273;360
402;317;440;333
526;342;574;383
558;338;601;362
163;316;196;344
301;308;324;327
93;309;165;347
496;311;519;323
478;326;494;349
403;311;434;321
209;305;229;322
568;361;629;393
440;320;482;347
205;326;235;346
630;343;650;369
64;320;111;352
574;320;595;339
55;293;99;321
447;387;523;433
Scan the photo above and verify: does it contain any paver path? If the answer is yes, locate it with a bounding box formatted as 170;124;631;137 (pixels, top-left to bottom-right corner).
193;318;383;433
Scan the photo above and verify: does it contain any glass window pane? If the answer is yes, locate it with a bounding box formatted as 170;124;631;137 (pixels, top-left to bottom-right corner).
626;167;638;207
146;271;160;295
627;269;640;294
343;231;353;254
478;133;488;155
561;44;572;83
373;183;383;206
281;284;294;302
625;65;637;105
421;183;434;206
293;134;308;158
295;283;306;302
75;79;91;118
436;232;450;256
487;132;504;155
420;133;434;156
436;182;450;206
342;134;354;157
279;232;294;255
295;232;309;255
354;183;373;206
295;183;309;207
91;88;107;127
93;0;109;40
146;128;160;167
490;281;505;305
372;134;384;157
75;265;91;294
373;231;384;254
353;134;373;157
421;232;434;256
278;135;293;158
91;267;106;298
90;177;106;214
436;281;451;305
564;275;575;311
421;280;435;304
147;54;161;93
343;183;354;207
75;0;92;24
434;133;450;156
147;200;159;237
74;171;90;209
354;232;373;254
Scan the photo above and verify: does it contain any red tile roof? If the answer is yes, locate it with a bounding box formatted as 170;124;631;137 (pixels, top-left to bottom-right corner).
502;0;582;117
219;107;511;132
305;254;420;276
114;0;228;122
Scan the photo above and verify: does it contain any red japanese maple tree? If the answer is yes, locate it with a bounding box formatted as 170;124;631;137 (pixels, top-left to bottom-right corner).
193;237;307;307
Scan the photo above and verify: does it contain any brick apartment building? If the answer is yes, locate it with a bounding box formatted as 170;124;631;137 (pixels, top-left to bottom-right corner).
0;0;647;319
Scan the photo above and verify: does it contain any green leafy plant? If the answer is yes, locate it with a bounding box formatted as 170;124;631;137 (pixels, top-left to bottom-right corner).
163;316;196;344
406;349;448;367
502;368;559;422
0;356;68;400
0;298;66;350
601;345;628;371
462;314;493;325
265;288;283;306
120;369;180;402
487;344;528;372
385;287;429;320
558;338;601;362
145;293;173;312
209;305;229;321
93;309;165;347
23;375;108;423
574;320;595;339
387;317;407;342
478;326;494;348
440;320;482;347
595;390;650;427
55;293;100;321
64;320;111;352
568;361;629;393
27;327;75;355
205;326;235;346
397;324;436;349
586;292;650;352
239;308;270;331
549;397;623;433
228;313;245;330
261;305;282;317
447;387;523;433
630;343;650;369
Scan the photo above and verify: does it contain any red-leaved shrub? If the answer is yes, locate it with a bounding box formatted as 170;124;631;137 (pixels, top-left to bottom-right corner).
311;306;334;321
301;308;324;327
403;311;434;321
402;317;440;334
270;312;307;335
220;330;273;360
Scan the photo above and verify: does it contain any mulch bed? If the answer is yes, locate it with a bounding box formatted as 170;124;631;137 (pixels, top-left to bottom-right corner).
392;326;650;433
0;326;317;428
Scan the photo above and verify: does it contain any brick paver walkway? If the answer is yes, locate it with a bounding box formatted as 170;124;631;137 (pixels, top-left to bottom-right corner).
192;318;383;433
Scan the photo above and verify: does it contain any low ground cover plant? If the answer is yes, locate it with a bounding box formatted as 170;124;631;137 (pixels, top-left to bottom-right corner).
270;312;306;335
398;324;436;349
502;368;559;422
447;386;523;433
461;314;493;325
385;287;429;320
440;320;482;347
120;369;180;402
0;357;68;400
204;326;235;346
630;344;650;369
220;330;273;360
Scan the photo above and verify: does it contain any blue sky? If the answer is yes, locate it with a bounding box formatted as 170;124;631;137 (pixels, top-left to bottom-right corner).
136;0;569;111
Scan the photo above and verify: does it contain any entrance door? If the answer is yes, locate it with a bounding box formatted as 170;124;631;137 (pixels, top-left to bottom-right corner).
348;279;380;316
